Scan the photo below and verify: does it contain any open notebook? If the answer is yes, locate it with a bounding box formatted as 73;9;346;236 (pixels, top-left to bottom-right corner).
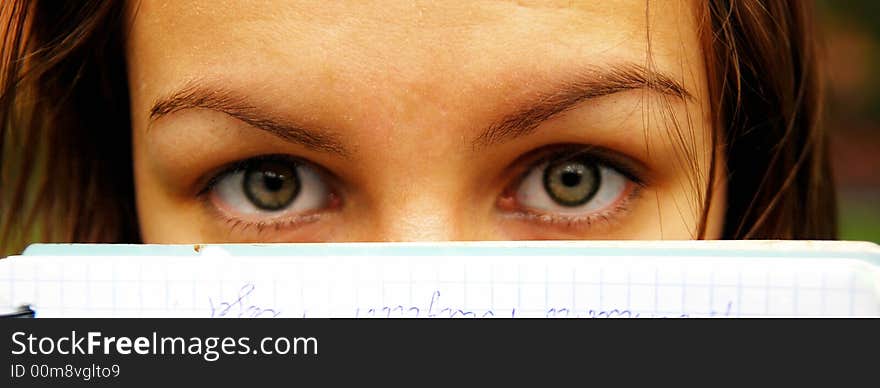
2;240;879;318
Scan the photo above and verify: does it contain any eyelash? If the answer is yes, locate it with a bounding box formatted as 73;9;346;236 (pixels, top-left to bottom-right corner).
196;145;647;235
501;188;643;230
196;155;337;234
218;214;323;234
498;145;647;230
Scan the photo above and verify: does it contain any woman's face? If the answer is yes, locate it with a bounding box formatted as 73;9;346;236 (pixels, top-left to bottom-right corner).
127;0;725;242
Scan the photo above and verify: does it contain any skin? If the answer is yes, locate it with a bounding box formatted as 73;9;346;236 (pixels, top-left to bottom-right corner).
126;0;726;242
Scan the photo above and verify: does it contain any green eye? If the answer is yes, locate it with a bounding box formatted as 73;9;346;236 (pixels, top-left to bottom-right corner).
542;158;601;207
210;155;332;220
242;160;300;210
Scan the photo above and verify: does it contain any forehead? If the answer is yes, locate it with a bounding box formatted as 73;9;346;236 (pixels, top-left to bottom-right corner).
127;0;704;125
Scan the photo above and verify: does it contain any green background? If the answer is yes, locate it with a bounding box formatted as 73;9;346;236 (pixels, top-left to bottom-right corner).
817;0;880;243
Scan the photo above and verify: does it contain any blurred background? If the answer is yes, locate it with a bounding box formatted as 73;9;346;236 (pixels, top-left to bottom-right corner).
817;0;880;242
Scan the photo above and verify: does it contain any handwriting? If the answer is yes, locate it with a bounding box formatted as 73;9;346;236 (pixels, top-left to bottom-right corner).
212;285;735;318
354;290;735;318
356;291;496;318
208;284;282;318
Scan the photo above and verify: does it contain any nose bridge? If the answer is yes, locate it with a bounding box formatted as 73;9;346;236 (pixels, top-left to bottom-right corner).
371;175;464;241
381;208;458;241
349;75;479;242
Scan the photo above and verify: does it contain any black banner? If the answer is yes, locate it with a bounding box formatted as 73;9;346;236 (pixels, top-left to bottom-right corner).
1;318;876;386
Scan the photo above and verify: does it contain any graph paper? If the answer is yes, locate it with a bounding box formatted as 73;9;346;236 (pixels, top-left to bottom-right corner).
2;241;879;317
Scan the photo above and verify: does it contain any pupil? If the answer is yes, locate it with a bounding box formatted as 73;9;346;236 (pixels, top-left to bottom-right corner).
561;171;581;187
242;160;300;211
262;172;284;191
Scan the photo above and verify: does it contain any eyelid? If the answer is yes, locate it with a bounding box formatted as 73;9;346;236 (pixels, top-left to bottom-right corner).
502;185;643;233
497;144;650;233
196;154;342;236
507;144;651;189
195;154;339;199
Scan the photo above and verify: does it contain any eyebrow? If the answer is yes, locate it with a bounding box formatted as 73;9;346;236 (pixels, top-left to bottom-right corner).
149;83;349;157
473;63;693;148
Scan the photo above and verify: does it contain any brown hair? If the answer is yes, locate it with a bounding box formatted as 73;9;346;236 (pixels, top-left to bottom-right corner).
698;0;836;239
0;1;837;256
1;1;137;255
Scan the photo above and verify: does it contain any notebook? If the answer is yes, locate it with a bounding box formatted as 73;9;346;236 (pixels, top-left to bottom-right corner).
1;240;878;318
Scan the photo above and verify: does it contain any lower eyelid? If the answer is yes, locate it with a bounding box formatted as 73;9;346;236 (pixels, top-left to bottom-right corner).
500;180;643;230
200;195;333;238
221;213;325;235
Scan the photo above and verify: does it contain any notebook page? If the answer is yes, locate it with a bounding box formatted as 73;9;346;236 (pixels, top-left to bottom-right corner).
2;241;879;317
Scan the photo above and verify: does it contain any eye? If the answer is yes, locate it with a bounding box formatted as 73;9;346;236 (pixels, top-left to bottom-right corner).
207;155;333;220
242;159;300;210
508;150;642;220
